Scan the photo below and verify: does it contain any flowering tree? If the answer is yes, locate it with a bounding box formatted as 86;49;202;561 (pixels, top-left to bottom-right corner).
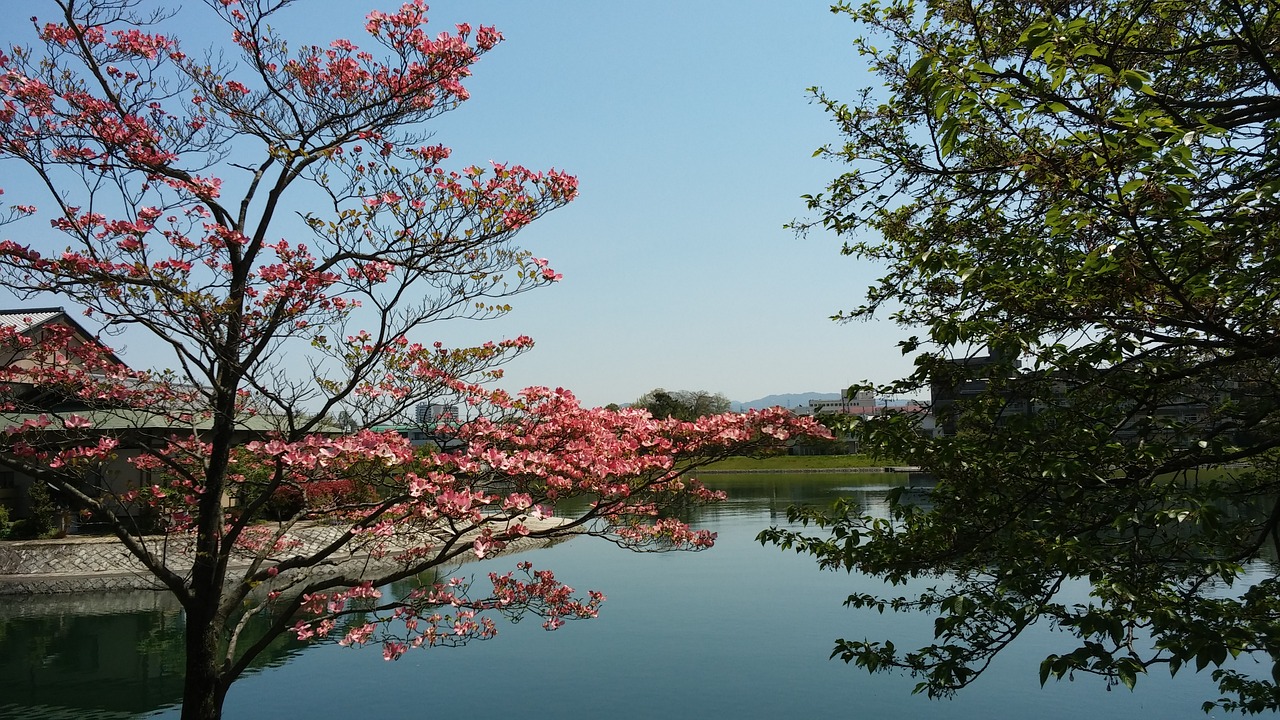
0;2;829;718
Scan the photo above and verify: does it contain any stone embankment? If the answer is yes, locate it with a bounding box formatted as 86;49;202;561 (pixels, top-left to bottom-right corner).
0;517;571;594
0;533;166;594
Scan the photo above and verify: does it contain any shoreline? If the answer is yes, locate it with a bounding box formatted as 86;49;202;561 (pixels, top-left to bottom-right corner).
0;516;573;595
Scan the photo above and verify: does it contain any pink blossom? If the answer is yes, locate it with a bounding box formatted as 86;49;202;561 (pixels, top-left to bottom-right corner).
339;623;376;647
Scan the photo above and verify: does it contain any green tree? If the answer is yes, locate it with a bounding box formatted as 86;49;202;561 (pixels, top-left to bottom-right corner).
631;388;732;421
764;0;1280;713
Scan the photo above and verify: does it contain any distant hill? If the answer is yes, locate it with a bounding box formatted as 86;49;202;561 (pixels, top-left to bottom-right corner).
732;392;840;412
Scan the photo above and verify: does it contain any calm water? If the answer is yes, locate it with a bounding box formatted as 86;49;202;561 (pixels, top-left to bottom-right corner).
1;474;1266;718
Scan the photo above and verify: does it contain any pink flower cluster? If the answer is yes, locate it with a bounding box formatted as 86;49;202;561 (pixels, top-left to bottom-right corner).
289;562;602;659
431;162;578;231
234;524;303;555
46;436;119;469
245;430;416;471
207;0;504;113
489;561;605;630
415;384;830;551
39;22;180;61
0;3;581;356
614;517;717;550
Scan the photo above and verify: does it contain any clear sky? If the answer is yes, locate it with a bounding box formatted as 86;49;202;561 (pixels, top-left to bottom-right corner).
0;1;917;409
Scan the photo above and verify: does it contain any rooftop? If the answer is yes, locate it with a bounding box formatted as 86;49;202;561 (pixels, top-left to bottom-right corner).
0;307;67;334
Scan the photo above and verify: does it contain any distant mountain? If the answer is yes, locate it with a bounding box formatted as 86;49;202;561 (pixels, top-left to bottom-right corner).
732;392;840;412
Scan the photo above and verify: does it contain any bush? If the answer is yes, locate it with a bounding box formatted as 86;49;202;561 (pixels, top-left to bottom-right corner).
27;482;60;538
260;479;376;521
7;518;35;540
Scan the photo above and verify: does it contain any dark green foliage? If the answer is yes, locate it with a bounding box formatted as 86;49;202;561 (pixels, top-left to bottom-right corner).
766;0;1280;713
24;481;62;539
631;389;731;421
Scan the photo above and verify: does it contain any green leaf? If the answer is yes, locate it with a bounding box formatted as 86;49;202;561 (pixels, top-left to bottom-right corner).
1167;184;1191;206
1184;219;1212;235
1120;69;1149;91
1120;179;1145;198
1117;665;1137;690
907;55;935;78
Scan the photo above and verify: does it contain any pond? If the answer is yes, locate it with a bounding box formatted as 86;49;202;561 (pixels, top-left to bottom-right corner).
0;473;1263;718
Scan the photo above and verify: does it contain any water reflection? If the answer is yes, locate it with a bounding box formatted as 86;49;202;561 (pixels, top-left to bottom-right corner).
700;472;908;522
0;585;322;717
2;472;1256;719
0;591;185;718
1;474;878;718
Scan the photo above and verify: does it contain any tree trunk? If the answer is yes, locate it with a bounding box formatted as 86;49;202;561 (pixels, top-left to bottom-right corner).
180;596;226;720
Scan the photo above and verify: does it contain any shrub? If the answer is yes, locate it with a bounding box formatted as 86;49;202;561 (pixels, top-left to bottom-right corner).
27;482;60;538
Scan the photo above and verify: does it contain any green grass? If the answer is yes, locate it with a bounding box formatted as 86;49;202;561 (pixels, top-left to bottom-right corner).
703;454;904;471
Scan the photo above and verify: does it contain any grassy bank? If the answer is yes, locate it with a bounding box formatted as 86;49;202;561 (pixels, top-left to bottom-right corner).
702;455;904;472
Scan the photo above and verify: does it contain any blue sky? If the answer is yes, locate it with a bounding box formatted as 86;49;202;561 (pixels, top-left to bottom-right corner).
1;1;917;408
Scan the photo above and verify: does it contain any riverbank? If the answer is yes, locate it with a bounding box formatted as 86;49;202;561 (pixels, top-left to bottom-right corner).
701;454;909;473
698;465;919;474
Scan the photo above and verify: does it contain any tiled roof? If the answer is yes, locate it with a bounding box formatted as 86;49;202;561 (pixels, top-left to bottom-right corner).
0;307;128;369
0;308;65;334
